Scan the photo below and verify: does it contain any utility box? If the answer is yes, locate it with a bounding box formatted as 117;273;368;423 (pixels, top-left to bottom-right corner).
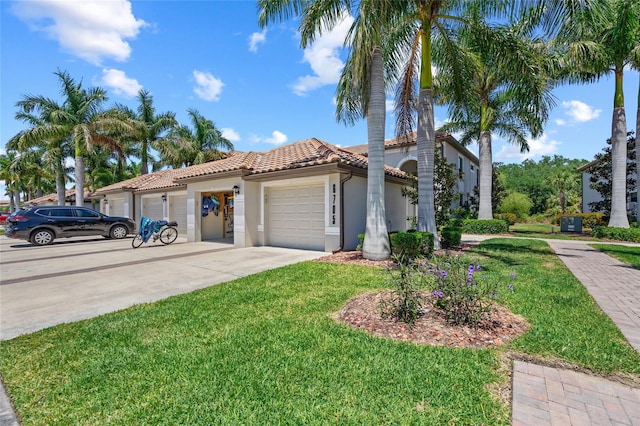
560;216;582;233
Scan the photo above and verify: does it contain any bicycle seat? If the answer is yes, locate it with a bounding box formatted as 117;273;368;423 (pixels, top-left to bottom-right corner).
167;221;178;227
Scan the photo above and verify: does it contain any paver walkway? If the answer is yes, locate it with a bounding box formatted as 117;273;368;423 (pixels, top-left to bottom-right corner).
510;238;640;426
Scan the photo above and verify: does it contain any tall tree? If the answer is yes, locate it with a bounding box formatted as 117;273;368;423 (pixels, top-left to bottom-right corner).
435;17;556;220
259;0;399;259
160;108;233;168
535;0;640;227
115;89;177;175
14;70;132;206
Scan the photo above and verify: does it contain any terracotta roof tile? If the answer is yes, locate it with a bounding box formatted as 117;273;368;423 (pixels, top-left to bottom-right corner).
23;188;92;205
346;132;452;155
174;152;257;180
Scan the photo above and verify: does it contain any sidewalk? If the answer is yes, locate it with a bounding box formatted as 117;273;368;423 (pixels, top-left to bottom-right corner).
511;237;640;425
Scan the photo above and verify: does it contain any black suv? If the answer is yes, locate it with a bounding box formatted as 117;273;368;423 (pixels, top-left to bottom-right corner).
5;206;136;246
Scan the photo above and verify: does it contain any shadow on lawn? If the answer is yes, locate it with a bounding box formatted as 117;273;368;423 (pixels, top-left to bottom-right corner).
470;240;556;267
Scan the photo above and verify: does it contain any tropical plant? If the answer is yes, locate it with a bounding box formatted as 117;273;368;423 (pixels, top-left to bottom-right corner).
14;69;133;206
435;15;556;221
534;0;640;227
115;89;177;175
498;191;533;220
258;0;396;260
160;108;232;168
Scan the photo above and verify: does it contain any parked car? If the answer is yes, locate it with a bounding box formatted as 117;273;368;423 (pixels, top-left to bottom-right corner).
5;206;136;246
0;212;9;224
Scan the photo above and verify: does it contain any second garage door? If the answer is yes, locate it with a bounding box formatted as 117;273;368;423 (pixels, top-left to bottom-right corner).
268;184;325;251
143;197;163;221
170;195;187;235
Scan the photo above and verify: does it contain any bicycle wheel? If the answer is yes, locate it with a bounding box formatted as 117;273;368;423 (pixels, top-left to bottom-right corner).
159;226;178;245
131;234;144;248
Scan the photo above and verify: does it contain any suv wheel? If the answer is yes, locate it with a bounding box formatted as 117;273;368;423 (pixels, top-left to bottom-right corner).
110;224;129;239
30;229;55;246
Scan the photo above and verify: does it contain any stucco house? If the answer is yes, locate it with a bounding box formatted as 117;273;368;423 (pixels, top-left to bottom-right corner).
93;138;411;252
346;132;480;209
577;158;638;215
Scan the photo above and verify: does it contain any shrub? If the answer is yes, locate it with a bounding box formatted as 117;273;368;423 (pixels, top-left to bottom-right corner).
555;212;604;228
379;256;428;324
356;233;365;251
495;213;517;225
497;192;532;219
591;226;640;243
428;254;516;326
440;226;462;248
462;219;509;234
390;231;434;259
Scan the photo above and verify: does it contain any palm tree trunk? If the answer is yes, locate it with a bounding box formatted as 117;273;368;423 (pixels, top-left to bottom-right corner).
416;87;440;249
56;159;66;206
362;46;390;260
478;131;493;219
141;140;149;175
609;106;630;227
75;155;85;207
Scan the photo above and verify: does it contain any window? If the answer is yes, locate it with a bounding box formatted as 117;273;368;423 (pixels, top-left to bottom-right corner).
38;208;74;217
470;164;475;172
458;157;464;179
75;208;100;218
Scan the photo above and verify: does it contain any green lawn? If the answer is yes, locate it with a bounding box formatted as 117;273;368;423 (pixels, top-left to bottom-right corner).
508;223;595;241
591;243;640;269
1;238;638;425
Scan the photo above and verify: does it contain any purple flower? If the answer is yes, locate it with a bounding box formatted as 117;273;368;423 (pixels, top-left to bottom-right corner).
511;272;516;279
491;291;495;298
438;291;445;298
468;265;475;272
475;265;481;271
432;290;438;297
441;270;448;278
509;284;514;292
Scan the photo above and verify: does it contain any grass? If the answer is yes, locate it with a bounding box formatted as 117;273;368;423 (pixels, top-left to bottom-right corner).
508;223;595;241
590;243;640;269
1;239;639;424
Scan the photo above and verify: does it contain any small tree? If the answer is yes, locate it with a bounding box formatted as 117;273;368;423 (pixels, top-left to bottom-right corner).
498;192;532;220
402;146;459;229
588;133;636;218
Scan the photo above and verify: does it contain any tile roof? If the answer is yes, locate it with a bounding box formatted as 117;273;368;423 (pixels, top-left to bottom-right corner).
346;132;452;155
91;138;408;195
23;188;92;205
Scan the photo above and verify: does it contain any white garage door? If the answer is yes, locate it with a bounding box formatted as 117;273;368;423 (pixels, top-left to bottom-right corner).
143;198;164;220
268;184;325;251
170;195;187;235
109;199;125;217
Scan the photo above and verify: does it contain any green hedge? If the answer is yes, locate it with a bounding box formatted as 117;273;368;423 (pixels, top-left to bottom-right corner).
591;226;640;243
440;226;462;248
462;219;509;234
495;213;517;225
555;212;604;228
390;231;434;258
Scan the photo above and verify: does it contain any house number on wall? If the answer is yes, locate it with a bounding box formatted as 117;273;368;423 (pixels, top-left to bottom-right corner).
332;184;336;225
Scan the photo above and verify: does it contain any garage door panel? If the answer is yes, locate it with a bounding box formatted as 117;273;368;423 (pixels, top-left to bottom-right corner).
142;198;163;220
109;199;124;217
268;185;325;251
171;195;187;235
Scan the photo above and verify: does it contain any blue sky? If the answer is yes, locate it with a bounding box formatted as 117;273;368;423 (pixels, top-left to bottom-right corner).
1;0;639;200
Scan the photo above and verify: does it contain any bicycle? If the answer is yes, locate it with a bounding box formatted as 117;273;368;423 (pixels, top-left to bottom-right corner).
132;216;179;248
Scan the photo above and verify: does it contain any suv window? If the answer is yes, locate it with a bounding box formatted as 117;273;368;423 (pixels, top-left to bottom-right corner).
37;208;74;217
75;208;101;218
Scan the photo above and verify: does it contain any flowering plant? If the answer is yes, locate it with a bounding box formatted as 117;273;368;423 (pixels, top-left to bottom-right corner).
429;254;515;326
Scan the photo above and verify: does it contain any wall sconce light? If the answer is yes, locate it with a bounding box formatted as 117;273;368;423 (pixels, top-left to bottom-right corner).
233;185;240;195
104;198;108;205
161;194;167;202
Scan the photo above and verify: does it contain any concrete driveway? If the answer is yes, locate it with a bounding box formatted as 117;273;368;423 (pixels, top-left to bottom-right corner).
0;235;327;340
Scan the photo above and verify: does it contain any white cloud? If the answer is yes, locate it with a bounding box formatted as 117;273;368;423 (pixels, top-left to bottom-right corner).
562;100;602;123
385;99;394;113
291;12;353;96
192;70;224;101
555;118;566;126
264;130;288;145
101;68;141;97
11;0;146;65
221;128;240;142
249;29;267;52
495;134;560;163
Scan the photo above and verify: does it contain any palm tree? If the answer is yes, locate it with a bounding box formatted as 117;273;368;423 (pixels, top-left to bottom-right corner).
391;1;513;248
535;0;640;227
0;151;21;211
160;108;232;168
260;0;402;259
15;69;132;206
115;89;177;175
436;17;556;220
